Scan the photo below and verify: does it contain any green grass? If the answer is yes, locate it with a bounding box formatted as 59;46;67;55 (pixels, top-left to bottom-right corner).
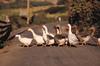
0;5;67;20
46;12;68;18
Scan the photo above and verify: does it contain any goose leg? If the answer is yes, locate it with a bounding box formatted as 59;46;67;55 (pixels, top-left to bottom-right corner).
50;44;52;47
43;43;47;47
81;42;84;46
27;45;29;47
82;42;87;47
97;43;100;47
68;44;71;47
79;42;84;46
58;44;60;47
59;43;64;47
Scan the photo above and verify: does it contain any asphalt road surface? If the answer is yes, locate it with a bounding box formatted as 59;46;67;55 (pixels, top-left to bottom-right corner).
0;42;100;66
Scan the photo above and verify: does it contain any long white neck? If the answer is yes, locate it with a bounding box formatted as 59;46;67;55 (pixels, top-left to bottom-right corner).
29;29;36;38
42;28;47;41
42;28;46;36
17;35;21;40
56;28;60;34
68;25;72;34
44;27;49;34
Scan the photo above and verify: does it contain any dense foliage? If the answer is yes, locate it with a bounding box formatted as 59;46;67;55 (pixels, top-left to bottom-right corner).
68;0;100;37
68;0;100;26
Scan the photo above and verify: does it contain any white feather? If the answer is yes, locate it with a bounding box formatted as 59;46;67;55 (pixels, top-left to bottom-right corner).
28;28;45;45
42;25;54;37
48;39;55;45
15;35;33;47
54;25;68;45
42;25;55;45
68;24;78;45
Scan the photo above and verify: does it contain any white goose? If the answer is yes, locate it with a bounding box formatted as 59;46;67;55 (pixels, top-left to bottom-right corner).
42;25;55;37
15;35;33;47
97;38;100;46
28;28;45;45
54;25;68;46
42;26;55;46
67;24;79;47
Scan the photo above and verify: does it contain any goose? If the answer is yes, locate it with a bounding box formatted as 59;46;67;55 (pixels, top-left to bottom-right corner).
42;26;55;46
85;27;95;44
27;28;45;45
54;25;68;46
76;26;96;45
97;38;100;47
42;25;54;37
67;24;79;47
15;35;33;47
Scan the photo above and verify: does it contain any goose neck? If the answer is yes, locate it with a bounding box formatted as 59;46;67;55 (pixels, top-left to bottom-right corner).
56;28;60;34
29;29;36;38
42;29;46;36
44;28;49;34
18;35;21;40
68;25;72;34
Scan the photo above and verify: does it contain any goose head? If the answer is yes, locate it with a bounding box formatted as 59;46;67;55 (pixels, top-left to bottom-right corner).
42;25;47;30
67;24;72;34
67;24;72;32
67;24;71;28
15;35;20;37
54;25;61;34
27;28;33;32
42;25;48;34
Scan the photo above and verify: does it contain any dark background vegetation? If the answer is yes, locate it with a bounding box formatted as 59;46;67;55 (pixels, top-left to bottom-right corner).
0;0;99;30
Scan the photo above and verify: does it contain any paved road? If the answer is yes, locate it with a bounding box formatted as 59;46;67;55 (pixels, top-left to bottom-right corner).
0;41;100;66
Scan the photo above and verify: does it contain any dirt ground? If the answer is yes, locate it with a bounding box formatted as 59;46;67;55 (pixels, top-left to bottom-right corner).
0;40;100;66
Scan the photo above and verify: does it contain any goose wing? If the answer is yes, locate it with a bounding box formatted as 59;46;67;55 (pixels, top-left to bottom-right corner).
19;37;33;45
47;35;54;39
68;33;78;45
48;33;54;37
